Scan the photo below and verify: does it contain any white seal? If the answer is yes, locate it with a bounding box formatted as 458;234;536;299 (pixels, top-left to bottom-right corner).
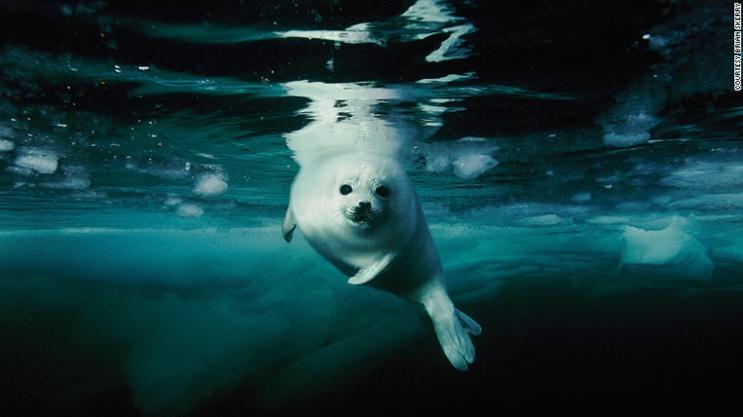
283;151;481;370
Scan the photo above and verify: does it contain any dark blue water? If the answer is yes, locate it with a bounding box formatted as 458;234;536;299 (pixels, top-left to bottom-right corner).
0;1;741;415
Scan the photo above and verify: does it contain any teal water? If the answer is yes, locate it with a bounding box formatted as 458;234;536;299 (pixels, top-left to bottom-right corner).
0;0;741;415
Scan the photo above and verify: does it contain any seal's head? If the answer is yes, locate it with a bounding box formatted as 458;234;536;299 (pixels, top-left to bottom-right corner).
326;153;414;230
337;177;389;228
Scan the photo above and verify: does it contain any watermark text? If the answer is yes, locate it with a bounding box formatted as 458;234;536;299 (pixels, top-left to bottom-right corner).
734;3;742;91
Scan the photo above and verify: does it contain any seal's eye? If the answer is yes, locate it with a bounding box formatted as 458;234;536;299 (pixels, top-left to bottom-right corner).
340;184;353;195
375;185;390;198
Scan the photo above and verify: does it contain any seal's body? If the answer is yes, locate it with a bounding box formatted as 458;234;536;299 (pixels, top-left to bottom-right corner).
283;151;481;370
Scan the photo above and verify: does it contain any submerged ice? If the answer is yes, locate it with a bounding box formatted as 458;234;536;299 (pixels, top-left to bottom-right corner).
0;226;425;415
620;218;714;281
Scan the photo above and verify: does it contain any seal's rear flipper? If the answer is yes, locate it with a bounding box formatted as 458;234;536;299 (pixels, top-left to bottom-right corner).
282;206;296;243
431;311;476;371
424;290;479;371
455;309;482;336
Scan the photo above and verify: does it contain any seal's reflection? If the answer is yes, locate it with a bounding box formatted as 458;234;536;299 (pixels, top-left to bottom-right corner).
282;81;481;370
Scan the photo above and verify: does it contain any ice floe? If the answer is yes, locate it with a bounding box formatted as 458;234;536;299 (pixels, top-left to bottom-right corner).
0;139;14;152
193;173;228;197
13;148;59;174
39;166;91;190
620;218;713;281
175;203;204;218
422;137;498;179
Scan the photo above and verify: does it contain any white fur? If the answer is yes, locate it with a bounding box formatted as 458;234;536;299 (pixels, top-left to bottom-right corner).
286;151;480;370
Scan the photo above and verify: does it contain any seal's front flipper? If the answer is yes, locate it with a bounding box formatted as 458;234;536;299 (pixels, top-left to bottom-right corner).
347;253;395;285
282;205;296;243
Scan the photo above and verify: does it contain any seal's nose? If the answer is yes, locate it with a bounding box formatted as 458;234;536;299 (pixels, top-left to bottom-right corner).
357;201;371;211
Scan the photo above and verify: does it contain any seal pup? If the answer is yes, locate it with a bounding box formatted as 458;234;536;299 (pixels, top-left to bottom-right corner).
283;150;481;370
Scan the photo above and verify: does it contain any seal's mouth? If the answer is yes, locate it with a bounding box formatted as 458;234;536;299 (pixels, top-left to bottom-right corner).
345;206;377;226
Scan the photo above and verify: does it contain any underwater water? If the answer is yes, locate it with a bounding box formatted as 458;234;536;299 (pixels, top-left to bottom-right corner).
1;0;742;415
